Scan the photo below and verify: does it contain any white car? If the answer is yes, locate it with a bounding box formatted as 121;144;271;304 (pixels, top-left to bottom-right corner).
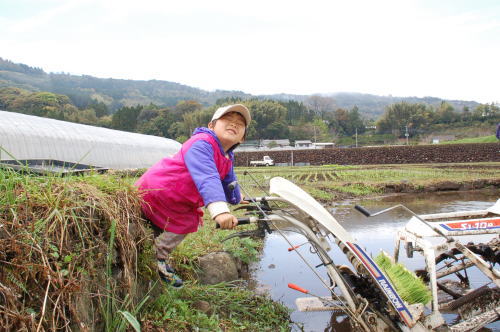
249;156;274;167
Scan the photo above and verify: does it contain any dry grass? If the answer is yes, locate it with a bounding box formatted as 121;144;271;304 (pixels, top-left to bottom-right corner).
0;170;151;331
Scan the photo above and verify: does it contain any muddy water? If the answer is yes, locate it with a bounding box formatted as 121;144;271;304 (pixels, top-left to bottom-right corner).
250;190;499;331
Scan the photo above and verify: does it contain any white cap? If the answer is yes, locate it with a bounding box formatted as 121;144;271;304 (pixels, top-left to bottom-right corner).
211;104;251;127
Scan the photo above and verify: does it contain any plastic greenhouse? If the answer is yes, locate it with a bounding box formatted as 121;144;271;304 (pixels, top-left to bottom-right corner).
0;110;181;170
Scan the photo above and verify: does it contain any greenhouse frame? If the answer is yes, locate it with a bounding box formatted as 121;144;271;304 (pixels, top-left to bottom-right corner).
0;110;181;169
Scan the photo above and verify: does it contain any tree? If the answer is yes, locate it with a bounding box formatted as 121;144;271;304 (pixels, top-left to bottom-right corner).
281;100;313;125
243;100;288;139
168;122;187;141
473;103;500;120
182;108;214;135
332;108;349;135
435;101;456;124
305;95;336;120
347;106;365;135
266;121;290;139
137;108;160;124
175;100;203;114
111;105;143;132
88;101;109;118
461;106;472;122
66;108;98;125
376;102;432;137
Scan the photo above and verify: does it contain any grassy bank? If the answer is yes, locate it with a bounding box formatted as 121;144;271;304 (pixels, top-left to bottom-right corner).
0;168;290;331
441;135;498;144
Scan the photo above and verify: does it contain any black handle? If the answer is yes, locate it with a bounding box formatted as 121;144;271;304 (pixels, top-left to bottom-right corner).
354;205;371;217
216;217;251;229
228;181;237;191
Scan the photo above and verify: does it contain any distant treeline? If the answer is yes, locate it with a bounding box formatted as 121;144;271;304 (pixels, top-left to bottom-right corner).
0;57;482;117
0;58;45;75
0;86;498;144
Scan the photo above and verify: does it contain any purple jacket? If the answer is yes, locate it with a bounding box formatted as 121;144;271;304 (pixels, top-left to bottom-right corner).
135;128;241;234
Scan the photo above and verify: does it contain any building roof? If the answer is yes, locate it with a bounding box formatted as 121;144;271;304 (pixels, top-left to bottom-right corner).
0;110;181;169
261;139;290;145
313;142;335;146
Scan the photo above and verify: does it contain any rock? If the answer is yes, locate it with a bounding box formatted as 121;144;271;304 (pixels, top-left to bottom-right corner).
254;284;272;296
193;300;212;314
197;251;240;284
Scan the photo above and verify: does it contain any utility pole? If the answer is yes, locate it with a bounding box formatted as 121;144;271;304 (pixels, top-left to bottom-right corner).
355;128;358;148
405;125;409;145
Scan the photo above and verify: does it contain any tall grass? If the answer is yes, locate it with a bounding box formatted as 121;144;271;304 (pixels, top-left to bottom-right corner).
0;169;150;330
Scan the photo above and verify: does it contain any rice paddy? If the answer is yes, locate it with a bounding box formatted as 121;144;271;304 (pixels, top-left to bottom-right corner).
236;163;500;201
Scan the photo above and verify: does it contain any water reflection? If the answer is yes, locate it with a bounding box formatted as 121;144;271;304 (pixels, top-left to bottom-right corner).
250;190;499;332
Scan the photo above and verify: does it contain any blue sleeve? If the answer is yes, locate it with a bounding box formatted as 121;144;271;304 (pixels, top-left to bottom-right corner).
184;140;241;206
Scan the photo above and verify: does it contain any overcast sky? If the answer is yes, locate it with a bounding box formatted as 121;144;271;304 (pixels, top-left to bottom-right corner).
1;0;499;103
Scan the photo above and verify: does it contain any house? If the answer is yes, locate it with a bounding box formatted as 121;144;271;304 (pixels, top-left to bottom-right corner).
295;140;313;148
239;140;260;148
312;142;335;149
261;139;291;148
429;135;456;144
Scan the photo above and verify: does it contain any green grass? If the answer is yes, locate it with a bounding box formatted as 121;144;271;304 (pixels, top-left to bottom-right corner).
0;168;289;331
143;282;291;331
441;135;498;144
170;218;261;279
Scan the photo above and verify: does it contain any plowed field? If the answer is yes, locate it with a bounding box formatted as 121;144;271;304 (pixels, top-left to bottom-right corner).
235;143;500;166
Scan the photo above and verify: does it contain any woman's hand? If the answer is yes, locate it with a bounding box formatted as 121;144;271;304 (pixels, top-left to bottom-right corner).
215;212;238;229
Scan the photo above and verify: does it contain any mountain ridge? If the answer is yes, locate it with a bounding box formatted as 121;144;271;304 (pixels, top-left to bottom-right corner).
0;57;480;117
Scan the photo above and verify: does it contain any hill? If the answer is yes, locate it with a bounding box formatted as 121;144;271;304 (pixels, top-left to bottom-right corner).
0;57;480;116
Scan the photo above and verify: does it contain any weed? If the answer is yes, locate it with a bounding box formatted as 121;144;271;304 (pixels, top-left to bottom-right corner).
223;237;260;264
142;283;290;331
305;187;334;201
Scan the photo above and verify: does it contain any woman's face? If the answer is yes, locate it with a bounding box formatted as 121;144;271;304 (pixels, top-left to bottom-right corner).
208;112;246;151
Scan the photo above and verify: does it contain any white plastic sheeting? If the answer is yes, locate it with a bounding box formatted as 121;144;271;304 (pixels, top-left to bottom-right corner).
0;110;181;169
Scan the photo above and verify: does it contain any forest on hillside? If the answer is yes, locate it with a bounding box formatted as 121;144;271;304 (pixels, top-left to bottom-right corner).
1;85;498;145
0;57;481;117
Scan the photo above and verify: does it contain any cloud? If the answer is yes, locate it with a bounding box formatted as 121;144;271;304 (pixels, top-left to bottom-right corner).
1;0;499;102
5;0;92;34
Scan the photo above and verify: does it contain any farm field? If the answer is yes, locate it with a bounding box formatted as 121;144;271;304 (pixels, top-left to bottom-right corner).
1;162;498;331
235;142;500;167
235;162;500;202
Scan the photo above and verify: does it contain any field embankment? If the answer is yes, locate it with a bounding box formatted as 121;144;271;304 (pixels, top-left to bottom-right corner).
0;170;290;331
235;143;500;167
